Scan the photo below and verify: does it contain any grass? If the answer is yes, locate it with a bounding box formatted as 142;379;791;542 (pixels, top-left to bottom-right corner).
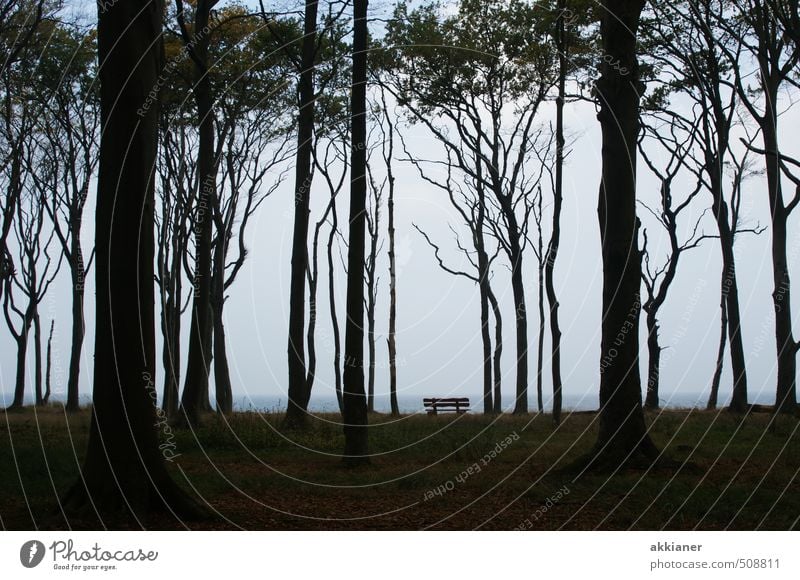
1;405;798;530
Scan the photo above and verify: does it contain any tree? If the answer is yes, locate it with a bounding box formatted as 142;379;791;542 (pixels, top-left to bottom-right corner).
637;114;710;409
2;185;61;409
285;0;320;428
31;22;99;413
342;0;370;465
365;141;384;413
645;0;753;411
174;0;219;427
61;0;203;522
716;0;800;414
586;0;659;469
385;0;558;414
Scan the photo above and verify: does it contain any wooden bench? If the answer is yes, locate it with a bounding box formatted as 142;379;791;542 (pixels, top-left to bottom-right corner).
423;397;470;415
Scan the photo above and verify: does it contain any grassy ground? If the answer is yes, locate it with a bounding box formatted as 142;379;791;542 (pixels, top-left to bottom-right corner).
1;406;798;530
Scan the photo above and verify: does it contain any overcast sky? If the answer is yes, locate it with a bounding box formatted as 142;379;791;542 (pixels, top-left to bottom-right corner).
2;0;799;413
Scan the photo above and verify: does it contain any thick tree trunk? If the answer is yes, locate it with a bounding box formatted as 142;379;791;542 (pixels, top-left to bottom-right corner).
644;309;660;409
589;0;658;469
61;0;204;523
285;0;319;428
66;264;85;412
342;0;370;465
180;3;216;427
708;284;728;409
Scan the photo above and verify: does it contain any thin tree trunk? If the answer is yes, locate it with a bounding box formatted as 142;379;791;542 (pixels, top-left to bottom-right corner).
761;109;798;414
44;319;54;405
487;286;503;414
342;0;370;465
713;199;748;412
548;0;566;425
327;199;343;413
212;242;233;414
387;147;399;417
34;310;43;406
510;244;528;414
708;299;727;410
66;250;85;412
644;309;660;409
536;193;545;414
589;0;658;469
285;0;319;428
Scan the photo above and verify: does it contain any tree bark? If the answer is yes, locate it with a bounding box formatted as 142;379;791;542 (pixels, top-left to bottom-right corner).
34;310;43;406
761;98;797;414
212;239;233;414
66;263;85;412
487;286;503;414
179;0;217;427
589;0;659;469
548;0;567;424
708;299;727;409
285;0;319;428
644;309;660;409
387;135;399;417
327;197;343;413
61;0;204;523
44;319;54;405
342;0;370;465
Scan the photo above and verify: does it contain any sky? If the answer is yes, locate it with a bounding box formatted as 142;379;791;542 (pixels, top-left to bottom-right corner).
1;0;799;414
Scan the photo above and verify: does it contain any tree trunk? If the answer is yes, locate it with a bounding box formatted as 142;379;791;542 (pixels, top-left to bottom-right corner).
708;298;727;409
761;108;797;414
589;0;658;469
487;286;503;413
161;283;180;419
34;310;43;406
11;330;29;409
548;0;566;425
180;2;217;427
327;199;343;413
285;0;319;428
644;308;660;409
66;263;84;412
510;244;528;414
44;319;54;405
712;194;748;412
61;0;204;523
342;0;370;465
387;150;399;417
536;195;545;414
212;243;233;414
477;236;493;414
367;294;376;412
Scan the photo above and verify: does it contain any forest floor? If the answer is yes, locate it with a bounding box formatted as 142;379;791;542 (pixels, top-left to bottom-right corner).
1;406;798;530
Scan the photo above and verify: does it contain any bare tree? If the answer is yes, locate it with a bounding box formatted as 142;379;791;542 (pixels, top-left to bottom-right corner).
30;23;99;412
2;186;61;409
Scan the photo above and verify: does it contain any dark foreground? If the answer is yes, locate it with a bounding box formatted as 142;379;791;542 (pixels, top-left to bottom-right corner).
1;406;798;530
